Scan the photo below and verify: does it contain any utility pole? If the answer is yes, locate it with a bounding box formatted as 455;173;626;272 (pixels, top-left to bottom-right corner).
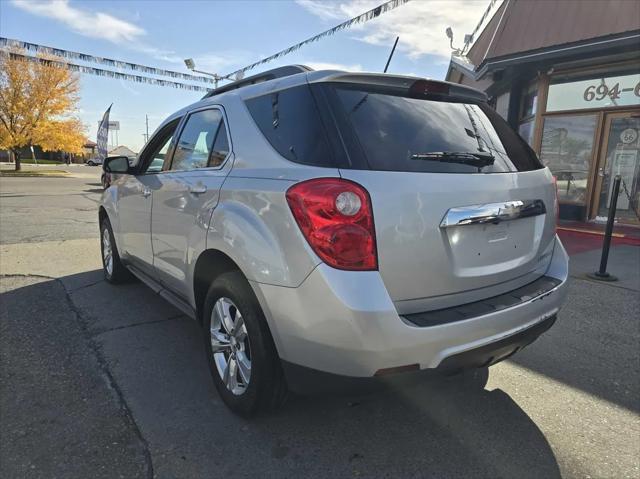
142;115;149;143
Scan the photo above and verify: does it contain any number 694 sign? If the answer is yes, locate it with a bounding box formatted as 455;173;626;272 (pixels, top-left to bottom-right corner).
547;73;640;112
583;82;640;102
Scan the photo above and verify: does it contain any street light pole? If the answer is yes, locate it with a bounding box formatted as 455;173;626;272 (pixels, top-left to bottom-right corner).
184;58;229;88
193;68;220;87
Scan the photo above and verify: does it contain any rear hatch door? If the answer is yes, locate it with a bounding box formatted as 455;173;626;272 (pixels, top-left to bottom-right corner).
324;81;557;312
341;168;556;308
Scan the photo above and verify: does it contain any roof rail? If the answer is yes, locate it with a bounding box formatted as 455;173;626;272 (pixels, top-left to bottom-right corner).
202;65;313;98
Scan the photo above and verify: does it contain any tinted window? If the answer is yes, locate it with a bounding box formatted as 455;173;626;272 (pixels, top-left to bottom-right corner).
172;109;222;171
209;121;229;167
138;119;179;173
334;87;542;173
245;85;334;167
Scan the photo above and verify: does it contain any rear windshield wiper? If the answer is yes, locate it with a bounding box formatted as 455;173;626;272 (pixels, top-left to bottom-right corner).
410;151;495;169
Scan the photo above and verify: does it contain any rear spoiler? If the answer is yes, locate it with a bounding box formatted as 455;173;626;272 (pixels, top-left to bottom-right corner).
203;65;312;99
307;72;488;103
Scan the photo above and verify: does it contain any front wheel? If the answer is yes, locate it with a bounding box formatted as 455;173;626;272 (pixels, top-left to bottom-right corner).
203;271;287;416
87;160;95;166
100;219;133;283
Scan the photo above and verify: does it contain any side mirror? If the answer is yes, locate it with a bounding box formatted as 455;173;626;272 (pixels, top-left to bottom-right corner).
103;156;131;174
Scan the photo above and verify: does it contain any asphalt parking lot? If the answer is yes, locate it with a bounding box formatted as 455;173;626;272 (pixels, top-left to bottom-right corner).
1;167;639;478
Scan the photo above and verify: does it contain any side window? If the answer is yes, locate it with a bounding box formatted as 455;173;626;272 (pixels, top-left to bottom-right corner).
171;109;223;171
148;136;173;173
209;121;230;167
138;119;180;174
245;85;334;167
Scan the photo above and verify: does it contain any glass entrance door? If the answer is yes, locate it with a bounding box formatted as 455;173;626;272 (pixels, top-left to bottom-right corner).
593;112;640;225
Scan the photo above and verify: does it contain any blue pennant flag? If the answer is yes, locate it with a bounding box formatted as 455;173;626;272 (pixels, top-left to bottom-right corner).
97;104;112;161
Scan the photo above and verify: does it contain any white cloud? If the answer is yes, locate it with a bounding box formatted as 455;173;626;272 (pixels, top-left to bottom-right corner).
191;52;255;74
12;0;145;43
297;0;503;60
11;0;184;63
136;46;183;64
11;1;264;71
296;0;352;21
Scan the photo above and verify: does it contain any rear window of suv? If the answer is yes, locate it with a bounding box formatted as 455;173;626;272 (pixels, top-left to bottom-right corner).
245;82;543;173
333;86;543;173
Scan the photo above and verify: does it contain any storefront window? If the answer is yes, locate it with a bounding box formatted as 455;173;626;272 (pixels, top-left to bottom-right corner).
515;82;538;147
540;115;597;205
495;92;510;121
520;81;538;120
597;116;640;223
547;72;640;112
518;119;535;147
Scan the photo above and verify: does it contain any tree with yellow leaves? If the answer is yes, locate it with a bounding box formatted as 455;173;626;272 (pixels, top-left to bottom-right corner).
0;51;86;170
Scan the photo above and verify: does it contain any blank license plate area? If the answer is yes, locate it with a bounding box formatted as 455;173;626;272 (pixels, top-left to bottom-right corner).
445;216;541;271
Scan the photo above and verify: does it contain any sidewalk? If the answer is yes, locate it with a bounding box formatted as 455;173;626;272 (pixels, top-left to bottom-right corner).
0;162;100;179
558;229;640;292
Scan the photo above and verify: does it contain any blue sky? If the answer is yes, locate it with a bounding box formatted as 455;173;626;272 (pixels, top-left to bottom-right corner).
1;0;497;151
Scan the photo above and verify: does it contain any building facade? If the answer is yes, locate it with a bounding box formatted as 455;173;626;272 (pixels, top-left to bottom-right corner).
446;0;640;225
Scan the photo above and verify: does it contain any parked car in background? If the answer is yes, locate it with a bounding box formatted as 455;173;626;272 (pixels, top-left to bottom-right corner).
99;67;569;416
86;157;103;166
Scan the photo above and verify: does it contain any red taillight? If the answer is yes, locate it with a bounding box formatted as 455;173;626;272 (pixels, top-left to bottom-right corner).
286;178;377;271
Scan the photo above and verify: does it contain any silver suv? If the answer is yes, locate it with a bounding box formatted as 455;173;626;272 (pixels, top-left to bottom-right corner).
100;66;569;415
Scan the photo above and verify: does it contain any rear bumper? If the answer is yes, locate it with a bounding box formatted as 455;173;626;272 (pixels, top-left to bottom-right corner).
436;313;556;371
251;235;569;379
282;314;556;394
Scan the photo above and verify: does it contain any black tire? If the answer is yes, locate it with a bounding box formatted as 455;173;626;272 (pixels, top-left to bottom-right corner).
203;271;287;416
87;160;95;166
100;219;133;284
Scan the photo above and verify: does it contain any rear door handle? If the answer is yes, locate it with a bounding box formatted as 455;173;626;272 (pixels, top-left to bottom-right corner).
142;187;151;198
189;184;207;195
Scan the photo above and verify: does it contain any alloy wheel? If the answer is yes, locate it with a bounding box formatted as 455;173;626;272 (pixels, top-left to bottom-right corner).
102;228;113;276
210;297;252;395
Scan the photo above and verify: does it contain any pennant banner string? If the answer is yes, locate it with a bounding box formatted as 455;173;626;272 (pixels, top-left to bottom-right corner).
2;51;211;92
220;0;411;80
0;37;216;85
462;0;498;52
2;0;412;88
